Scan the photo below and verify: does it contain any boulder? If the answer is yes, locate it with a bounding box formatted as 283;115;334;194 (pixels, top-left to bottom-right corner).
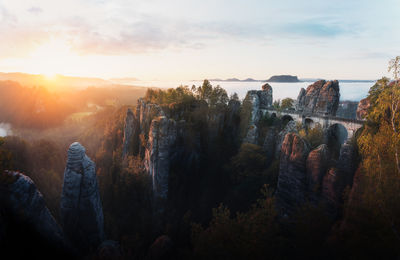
296;80;340;116
276;133;310;215
60;142;105;253
356;97;370;120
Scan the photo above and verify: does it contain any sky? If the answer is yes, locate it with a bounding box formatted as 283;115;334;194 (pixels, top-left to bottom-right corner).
0;0;399;80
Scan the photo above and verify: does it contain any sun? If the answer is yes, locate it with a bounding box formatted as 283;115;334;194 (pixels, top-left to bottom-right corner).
44;72;58;81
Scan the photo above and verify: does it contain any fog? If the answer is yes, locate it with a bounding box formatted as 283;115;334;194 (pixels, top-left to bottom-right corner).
0;123;12;137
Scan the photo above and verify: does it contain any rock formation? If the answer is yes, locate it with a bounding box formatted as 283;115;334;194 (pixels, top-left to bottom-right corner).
276;133;310;215
296;80;340;116
242;84;273;144
306;144;329;201
60;142;105;252
122;108;139;157
0;171;65;248
263;127;277;163
321;142;357;215
275;120;297;159
356;97;370;120
145;116;177;200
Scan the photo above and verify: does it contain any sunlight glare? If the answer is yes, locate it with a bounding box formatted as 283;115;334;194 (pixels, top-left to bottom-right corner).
30;38;75;77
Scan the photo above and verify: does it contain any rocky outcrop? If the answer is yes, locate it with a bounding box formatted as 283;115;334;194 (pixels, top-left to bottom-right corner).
0;171;65;248
321;142;357;215
145;116;177;200
263;127;277;163
356;97;370;120
242;84;273;144
138;98;165;135
60;142;105;252
275;120;297;159
306;144;329;201
296;80;340;116
122;108;139;157
260;83;273;108
276;133;310;215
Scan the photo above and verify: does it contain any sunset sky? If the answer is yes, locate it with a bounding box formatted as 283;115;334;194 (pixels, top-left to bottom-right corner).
0;0;399;80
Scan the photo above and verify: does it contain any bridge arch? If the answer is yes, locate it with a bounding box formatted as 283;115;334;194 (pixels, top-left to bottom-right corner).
282;114;294;122
304;118;315;129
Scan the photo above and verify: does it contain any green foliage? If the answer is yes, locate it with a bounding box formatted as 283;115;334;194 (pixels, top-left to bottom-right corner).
281;98;294;110
191;185;282;260
273;99;281;110
228;143;267;182
298;123;324;149
144;80;228;108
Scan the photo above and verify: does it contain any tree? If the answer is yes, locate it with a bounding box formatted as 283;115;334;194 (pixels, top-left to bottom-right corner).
281;98;294;110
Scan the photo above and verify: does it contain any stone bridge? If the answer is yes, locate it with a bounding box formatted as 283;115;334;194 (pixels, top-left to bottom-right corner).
263;108;365;140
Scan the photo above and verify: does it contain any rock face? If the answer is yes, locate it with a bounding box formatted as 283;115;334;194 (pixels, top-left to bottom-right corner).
276;133;310;215
356;97;370;120
321;142;357;214
145;116;177;200
275;120;297;159
296;80;340;116
306;144;329;201
60;142;105;252
122;108;139;157
243;84;273;144
0;171;65;248
263;127;277;163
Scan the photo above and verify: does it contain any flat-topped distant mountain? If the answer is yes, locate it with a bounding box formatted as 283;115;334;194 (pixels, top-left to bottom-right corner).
266;75;300;82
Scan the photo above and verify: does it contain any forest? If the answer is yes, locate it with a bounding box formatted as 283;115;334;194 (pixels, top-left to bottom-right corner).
1;59;400;260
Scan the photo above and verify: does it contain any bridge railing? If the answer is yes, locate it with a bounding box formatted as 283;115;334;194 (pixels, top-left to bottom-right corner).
264;108;365;125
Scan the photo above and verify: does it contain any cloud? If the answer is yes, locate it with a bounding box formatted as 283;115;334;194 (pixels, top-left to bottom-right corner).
27;7;43;14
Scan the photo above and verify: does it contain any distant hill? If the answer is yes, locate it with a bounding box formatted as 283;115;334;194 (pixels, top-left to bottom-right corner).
266;75;300;82
208;78;262;82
